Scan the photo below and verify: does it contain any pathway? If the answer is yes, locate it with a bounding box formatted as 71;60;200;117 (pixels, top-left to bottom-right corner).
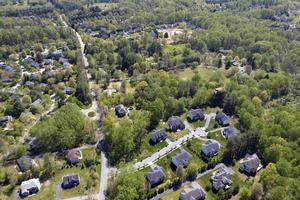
204;113;216;130
62;15;110;200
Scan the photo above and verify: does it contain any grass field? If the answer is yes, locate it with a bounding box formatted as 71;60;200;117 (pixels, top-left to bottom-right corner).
168;129;189;142
183;139;207;168
175;66;222;81
207;131;227;146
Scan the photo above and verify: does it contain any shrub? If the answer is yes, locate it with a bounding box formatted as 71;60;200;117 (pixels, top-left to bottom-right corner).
205;184;211;192
88;111;96;117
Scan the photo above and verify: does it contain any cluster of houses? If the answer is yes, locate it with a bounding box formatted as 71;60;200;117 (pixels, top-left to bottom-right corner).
0;62;16;85
145;151;262;198
144;108;263;198
16;148;83;198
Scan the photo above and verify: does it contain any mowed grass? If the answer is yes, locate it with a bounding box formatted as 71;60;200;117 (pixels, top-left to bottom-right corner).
136;134;168;162
175;66;223;81
182;139;207;168
168;129;189;142
207;131;227;146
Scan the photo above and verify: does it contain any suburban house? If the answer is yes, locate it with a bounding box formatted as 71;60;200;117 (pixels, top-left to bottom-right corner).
179;182;206;200
23;57;40;68
149;129;168;145
171;150;191;170
62;174;80;189
20;178;41;198
16;155;33;172
215;112;230;126
239;153;262;175
166;116;185;132
25;81;35;87
146;165;166;188
43;59;53;65
211;166;234;191
115;104;127;118
201;140;221;157
223;127;238;139
65;149;83;164
187;108;205;122
0;116;12;126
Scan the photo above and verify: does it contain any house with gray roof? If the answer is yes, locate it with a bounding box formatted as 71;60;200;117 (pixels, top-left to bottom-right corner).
223;127;238;139
201;140;221;157
20;178;41;198
211;166;234;191
115;104;127;118
16;155;33;172
149;129;167;145
239;153;262;175
62;174;80;189
166;116;185;132
187;108;205;122
171;150;191;170
65;149;83;164
215;112;230;126
179;182;206;200
146;165;165;188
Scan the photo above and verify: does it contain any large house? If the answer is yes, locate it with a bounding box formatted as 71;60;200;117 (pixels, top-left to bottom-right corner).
65;149;83;164
20;178;41;198
166;116;185;132
215;112;230;126
171;150;191;170
223;127;238;139
211;166;234;191
187;109;205;122
201;140;221;157
146;165;165;188
149;129;168;145
179;182;206;200
16;155;33;172
239;153;262;175
115;104;127;118
62;174;80;189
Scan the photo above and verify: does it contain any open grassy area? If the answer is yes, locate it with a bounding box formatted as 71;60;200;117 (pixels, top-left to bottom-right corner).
175;66;223;81
88;2;118;10
183;138;206;167
168;129;189;142
206;119;220;131
155;149;181;180
207;131;227;146
160;184;191;200
136;135;168;162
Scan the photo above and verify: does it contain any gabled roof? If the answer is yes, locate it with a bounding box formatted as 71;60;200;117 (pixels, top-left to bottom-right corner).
211;166;234;191
187;109;205;121
0;116;12;125
223;127;238;139
62;174;80;188
166;116;185;132
21;178;41;192
240;153;262;174
215;112;230;126
180;182;206;200
201;140;221;157
146;165;165;187
171;150;191;169
150;129;167;144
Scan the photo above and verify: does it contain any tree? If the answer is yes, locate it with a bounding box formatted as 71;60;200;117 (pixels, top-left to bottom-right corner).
176;165;185;183
106;171;145;200
239;187;250;200
186;162;198;180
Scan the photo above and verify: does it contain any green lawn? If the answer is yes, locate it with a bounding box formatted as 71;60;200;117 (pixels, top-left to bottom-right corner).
168;129;189;142
155;149;181;180
206;119;220;131
207;131;227;146
191;120;206;129
175;66;222;81
136;135;168;162
160;184;190;200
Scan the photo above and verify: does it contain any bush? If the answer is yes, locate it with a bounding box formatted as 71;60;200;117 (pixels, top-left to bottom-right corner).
205;184;211;192
88;111;95;117
233;185;240;195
